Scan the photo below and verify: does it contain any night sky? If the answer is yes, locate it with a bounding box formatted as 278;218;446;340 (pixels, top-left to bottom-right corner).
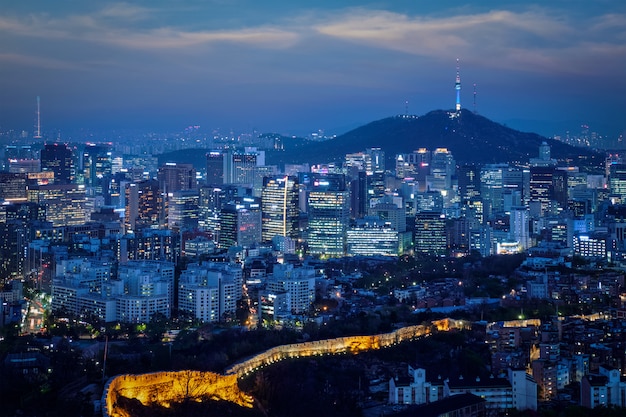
1;0;624;138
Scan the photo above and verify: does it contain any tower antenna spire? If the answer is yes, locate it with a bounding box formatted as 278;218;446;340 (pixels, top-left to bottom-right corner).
34;96;42;139
473;83;477;114
455;59;461;112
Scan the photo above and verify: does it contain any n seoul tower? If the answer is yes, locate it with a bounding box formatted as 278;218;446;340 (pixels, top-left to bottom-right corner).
455;59;461;112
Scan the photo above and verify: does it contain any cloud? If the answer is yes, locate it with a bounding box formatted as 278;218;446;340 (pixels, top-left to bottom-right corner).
0;4;300;53
0;53;81;70
97;27;300;50
313;8;626;76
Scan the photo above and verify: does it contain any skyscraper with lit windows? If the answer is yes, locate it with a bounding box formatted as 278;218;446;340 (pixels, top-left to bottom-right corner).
124;179;163;232
40;143;74;184
306;174;350;257
261;175;299;242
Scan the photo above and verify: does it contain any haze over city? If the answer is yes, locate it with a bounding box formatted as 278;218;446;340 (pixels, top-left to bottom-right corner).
1;0;625;137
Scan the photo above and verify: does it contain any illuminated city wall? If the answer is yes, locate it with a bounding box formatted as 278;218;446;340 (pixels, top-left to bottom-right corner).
103;318;467;417
103;370;253;417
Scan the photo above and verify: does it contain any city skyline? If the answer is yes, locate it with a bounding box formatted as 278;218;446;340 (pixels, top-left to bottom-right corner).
0;1;625;138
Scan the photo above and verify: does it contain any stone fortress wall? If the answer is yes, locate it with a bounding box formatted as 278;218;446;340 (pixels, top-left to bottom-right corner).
103;318;468;417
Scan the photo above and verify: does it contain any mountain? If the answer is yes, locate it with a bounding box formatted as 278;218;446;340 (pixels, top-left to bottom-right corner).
157;109;603;171
266;109;603;169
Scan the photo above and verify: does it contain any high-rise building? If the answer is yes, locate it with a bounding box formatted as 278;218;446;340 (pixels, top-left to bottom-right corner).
368;201;406;232
458;164;481;204
480;164;508;217
261;175;299;242
0;172;27;202
414;211;447;256
509;206;531;249
167;189;199;231
367;147;385;173
306;173;350;257
40;143;74;184
206;151;225;186
426;148;456;192
609;164;626;201
124;179;163;232
219;197;262;249
395;148;430;188
347;217;403;257
350;171;368;219
82;144;112;194
529;166;555;216
27;183;87;226
157;162;196;193
198;185;249;238
224;148;265;185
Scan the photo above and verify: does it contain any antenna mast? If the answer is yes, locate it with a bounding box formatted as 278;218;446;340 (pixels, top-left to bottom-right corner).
473;83;477;114
455;59;461;112
34;96;42;139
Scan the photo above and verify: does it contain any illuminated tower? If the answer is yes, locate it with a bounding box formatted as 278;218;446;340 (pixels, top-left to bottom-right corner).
455;59;461;112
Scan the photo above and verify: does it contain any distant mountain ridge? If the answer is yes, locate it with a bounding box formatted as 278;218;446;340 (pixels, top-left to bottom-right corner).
158;109;603;170
268;109;602;168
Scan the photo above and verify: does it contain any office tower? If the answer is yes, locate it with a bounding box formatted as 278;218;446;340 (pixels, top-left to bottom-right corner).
206;151;225;186
350;171;368;219
219;197;262;249
369;201;406;232
306;173;350;257
167;189;199;231
427;148;456;192
261;175;299;242
529;166;555;216
345;152;372;175
157;162;197;193
458;164;481;204
198;185;248;237
347;217;402;257
502;167;525;207
395;148;431;190
0;220;29;278
124;179;163;232
27;183;87;227
82;144;112;194
40;143;74;184
415;191;444;213
4;145;35;167
609;164;626;201
367;171;386;202
367;147;385;173
480;164;508;217
5;145;39;174
0;202;46;224
0;172;27;202
224;148;265;185
252;165;278;197
414;211;447;256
